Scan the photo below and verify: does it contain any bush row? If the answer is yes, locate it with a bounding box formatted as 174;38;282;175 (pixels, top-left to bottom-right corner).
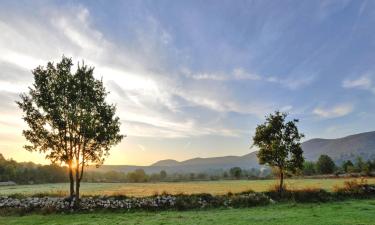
267;179;375;202
0;192;271;214
1;181;374;215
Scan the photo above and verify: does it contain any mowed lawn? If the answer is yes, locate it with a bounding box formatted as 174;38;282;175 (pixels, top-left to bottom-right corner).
1;178;375;197
1;199;375;225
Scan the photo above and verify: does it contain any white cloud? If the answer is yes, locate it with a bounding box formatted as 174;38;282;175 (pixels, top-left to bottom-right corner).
184;67;314;90
313;104;353;118
1;5;276;139
342;75;374;93
183;68;261;81
266;74;316;90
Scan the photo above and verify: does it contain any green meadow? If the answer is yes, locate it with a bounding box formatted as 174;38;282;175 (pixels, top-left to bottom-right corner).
1;199;374;225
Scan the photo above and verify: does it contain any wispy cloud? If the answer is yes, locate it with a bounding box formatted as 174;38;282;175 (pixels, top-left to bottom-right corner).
184;67;315;90
342;75;375;93
183;67;261;81
313;104;353;118
0;4;280;140
266;74;316;90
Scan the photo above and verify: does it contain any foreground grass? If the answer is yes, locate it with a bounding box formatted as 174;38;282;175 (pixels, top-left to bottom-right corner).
1;178;375;197
1;199;375;225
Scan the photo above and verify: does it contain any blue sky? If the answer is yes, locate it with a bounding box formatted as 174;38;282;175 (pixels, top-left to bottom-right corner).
0;0;374;165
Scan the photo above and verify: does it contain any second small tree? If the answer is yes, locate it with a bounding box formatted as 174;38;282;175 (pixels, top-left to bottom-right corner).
252;111;304;195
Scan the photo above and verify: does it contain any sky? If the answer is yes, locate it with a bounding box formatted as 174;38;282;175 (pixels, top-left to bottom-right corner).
0;0;374;165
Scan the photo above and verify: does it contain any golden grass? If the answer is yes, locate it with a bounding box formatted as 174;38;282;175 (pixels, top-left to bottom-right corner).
1;178;375;197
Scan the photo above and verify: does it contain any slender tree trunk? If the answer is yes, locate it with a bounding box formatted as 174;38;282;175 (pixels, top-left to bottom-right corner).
279;168;284;197
68;163;75;199
74;162;80;207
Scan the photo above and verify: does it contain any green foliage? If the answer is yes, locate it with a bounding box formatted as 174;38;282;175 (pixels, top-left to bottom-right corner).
265;187;331;202
302;161;316;176
355;157;370;175
160;170;167;180
342;160;354;173
316;155;335;174
333;178;374;197
127;169;148;182
368;159;375;172
16;56;124;199
229;167;242;179
0;156;68;184
339;158;375;175
253;111;304;192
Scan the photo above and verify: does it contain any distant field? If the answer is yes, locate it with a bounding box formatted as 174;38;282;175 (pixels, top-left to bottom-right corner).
1;199;375;225
1;178;375;197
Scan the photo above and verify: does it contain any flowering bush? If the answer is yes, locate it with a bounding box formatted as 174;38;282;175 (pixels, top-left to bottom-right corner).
0;192;271;214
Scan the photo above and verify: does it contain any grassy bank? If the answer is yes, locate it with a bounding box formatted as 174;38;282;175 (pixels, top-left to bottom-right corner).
1;178;375;197
1;199;374;225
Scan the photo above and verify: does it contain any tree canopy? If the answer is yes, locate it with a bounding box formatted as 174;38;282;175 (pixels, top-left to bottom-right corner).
17;56;124;202
253;111;304;193
229;167;242;179
316;155;335;174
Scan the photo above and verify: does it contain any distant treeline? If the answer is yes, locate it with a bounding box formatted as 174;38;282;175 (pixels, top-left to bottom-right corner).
302;154;375;176
0;154;68;184
0;154;271;184
2;153;375;185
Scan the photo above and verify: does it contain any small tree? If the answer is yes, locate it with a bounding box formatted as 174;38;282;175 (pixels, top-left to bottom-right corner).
354;156;371;174
159;170;167;180
316;155;335;174
303;161;316;176
253;111;304;194
342;160;354;173
229;167;242;179
127;169;148;182
17;56;124;204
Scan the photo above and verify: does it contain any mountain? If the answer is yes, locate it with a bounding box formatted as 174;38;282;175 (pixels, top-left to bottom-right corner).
89;152;260;174
89;131;375;174
151;159;180;167
302;131;375;163
150;152;260;173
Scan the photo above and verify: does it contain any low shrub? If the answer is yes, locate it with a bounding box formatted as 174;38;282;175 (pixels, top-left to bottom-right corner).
333;178;367;195
264;179;375;202
230;193;270;207
333;178;375;198
7;193;27;199
290;188;331;203
267;184;288;193
174;194;201;210
0;192;271;214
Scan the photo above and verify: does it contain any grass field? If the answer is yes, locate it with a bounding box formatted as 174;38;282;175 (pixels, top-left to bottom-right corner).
1;199;374;225
1;178;375;197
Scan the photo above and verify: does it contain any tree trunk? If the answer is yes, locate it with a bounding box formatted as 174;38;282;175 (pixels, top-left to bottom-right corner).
75;179;80;205
74;164;80;207
68;164;75;199
279;169;284;197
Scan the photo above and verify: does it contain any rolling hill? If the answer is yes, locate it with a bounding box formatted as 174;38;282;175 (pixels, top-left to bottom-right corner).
302;131;375;163
88;152;260;174
89;131;375;174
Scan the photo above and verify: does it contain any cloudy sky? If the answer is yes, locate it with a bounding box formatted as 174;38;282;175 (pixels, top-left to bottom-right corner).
0;0;374;165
